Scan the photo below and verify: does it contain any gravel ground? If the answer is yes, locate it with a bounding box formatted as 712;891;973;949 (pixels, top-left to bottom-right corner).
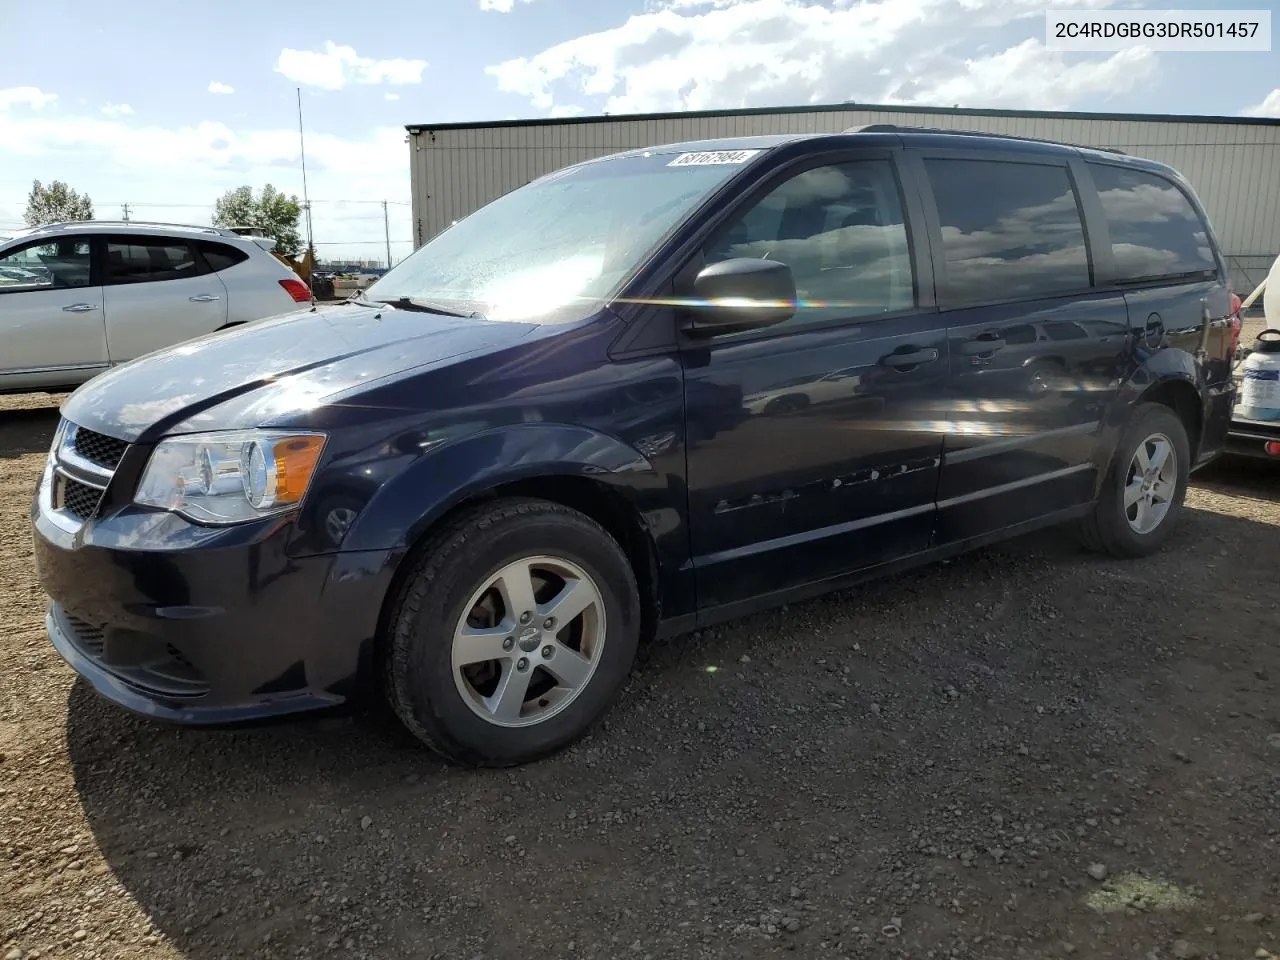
1;392;1278;960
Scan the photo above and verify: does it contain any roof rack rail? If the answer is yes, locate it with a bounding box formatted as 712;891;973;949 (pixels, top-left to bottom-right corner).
24;220;241;237
842;123;1127;154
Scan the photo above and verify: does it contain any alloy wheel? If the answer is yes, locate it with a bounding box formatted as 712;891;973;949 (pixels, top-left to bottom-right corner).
451;555;606;728
1124;432;1177;535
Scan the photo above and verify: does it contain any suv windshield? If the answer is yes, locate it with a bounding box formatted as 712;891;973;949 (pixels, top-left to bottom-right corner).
365;150;764;323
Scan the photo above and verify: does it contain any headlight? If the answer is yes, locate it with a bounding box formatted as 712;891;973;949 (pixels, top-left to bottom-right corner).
135;430;326;525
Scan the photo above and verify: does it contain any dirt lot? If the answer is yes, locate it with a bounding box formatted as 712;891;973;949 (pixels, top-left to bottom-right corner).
1;391;1278;960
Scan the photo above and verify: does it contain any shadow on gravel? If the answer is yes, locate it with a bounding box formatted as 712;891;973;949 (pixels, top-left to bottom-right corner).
1192;453;1280;499
0;406;60;459
62;481;1280;959
65;689;458;956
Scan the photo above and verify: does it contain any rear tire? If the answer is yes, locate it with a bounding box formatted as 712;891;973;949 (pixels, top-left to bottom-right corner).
1075;402;1190;558
384;497;641;767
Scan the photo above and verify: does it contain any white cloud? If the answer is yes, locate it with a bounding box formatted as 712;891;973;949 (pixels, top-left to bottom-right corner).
0;86;57;111
275;42;427;90
0;101;413;261
898;39;1155;110
208;81;235;95
385;93;401;101
1243;88;1280;118
549;104;585;118
101;103;134;117
0;108;405;183
480;0;533;10
486;0;1154;115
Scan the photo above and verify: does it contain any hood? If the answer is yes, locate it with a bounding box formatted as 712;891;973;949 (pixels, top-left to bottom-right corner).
62;302;540;442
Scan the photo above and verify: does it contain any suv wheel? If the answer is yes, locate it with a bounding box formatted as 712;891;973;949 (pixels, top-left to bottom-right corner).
384;498;641;767
1076;402;1190;558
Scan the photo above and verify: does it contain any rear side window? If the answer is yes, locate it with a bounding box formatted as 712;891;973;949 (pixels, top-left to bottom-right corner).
105;238;199;285
925;158;1091;306
1087;163;1217;282
197;241;250;273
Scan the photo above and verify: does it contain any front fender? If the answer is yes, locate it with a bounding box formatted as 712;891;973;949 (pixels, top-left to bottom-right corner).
329;422;664;555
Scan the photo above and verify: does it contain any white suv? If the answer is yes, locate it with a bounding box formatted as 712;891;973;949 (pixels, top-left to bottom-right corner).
0;220;313;394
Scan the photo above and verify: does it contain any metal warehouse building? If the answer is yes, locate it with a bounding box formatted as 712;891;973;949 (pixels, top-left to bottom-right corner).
406;102;1280;296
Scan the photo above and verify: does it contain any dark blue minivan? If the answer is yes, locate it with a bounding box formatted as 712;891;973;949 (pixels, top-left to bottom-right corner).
31;127;1239;766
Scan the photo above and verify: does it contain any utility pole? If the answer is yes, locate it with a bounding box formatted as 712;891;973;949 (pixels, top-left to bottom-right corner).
296;87;315;259
382;200;392;269
121;202;130;222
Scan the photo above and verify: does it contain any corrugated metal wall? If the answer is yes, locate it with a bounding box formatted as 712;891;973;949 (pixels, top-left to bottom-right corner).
408;106;1280;295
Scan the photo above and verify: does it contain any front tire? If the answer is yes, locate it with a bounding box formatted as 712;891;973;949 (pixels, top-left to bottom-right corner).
384;498;641;767
1076;402;1190;558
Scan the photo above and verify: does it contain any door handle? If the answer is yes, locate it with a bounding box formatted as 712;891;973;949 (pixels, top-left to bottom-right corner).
61;303;98;313
881;347;939;370
963;337;1006;355
189;294;221;303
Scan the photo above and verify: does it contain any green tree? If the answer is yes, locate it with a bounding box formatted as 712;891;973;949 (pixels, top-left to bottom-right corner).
213;185;303;257
24;180;94;226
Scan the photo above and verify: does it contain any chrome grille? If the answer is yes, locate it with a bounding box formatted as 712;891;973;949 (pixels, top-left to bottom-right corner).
72;428;128;470
44;419;126;530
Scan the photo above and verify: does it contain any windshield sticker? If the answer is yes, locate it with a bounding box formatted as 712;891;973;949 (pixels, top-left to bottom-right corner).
667;150;762;167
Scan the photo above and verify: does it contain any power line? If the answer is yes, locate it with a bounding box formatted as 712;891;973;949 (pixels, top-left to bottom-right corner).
295;215;398;222
1;195;411;254
114;202;211;209
311;239;414;245
310;199;411;205
0;198;410;208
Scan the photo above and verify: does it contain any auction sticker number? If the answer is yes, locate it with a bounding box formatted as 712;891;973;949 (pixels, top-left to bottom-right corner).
668;150;762;166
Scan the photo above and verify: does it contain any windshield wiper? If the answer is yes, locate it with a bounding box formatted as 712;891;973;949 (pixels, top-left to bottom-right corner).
390;296;480;318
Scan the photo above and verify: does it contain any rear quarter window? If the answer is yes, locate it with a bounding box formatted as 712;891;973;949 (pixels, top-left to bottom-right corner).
197;241;251;272
1087;163;1218;281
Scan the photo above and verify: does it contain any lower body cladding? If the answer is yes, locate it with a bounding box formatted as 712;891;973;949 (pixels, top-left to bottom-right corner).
31;507;396;724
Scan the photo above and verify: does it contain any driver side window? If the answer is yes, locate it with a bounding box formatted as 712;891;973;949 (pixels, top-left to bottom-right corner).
705;159;915;329
0;238;93;294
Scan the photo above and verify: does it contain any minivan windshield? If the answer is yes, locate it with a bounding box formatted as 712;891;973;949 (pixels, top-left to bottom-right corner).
365;150;765;323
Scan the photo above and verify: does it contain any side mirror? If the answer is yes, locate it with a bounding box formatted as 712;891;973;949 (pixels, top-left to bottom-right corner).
682;258;796;337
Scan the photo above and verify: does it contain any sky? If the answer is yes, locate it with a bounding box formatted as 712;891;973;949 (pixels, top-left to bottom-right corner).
1;0;1277;262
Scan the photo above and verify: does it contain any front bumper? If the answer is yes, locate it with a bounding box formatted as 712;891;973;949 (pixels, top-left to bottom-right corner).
32;492;398;725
